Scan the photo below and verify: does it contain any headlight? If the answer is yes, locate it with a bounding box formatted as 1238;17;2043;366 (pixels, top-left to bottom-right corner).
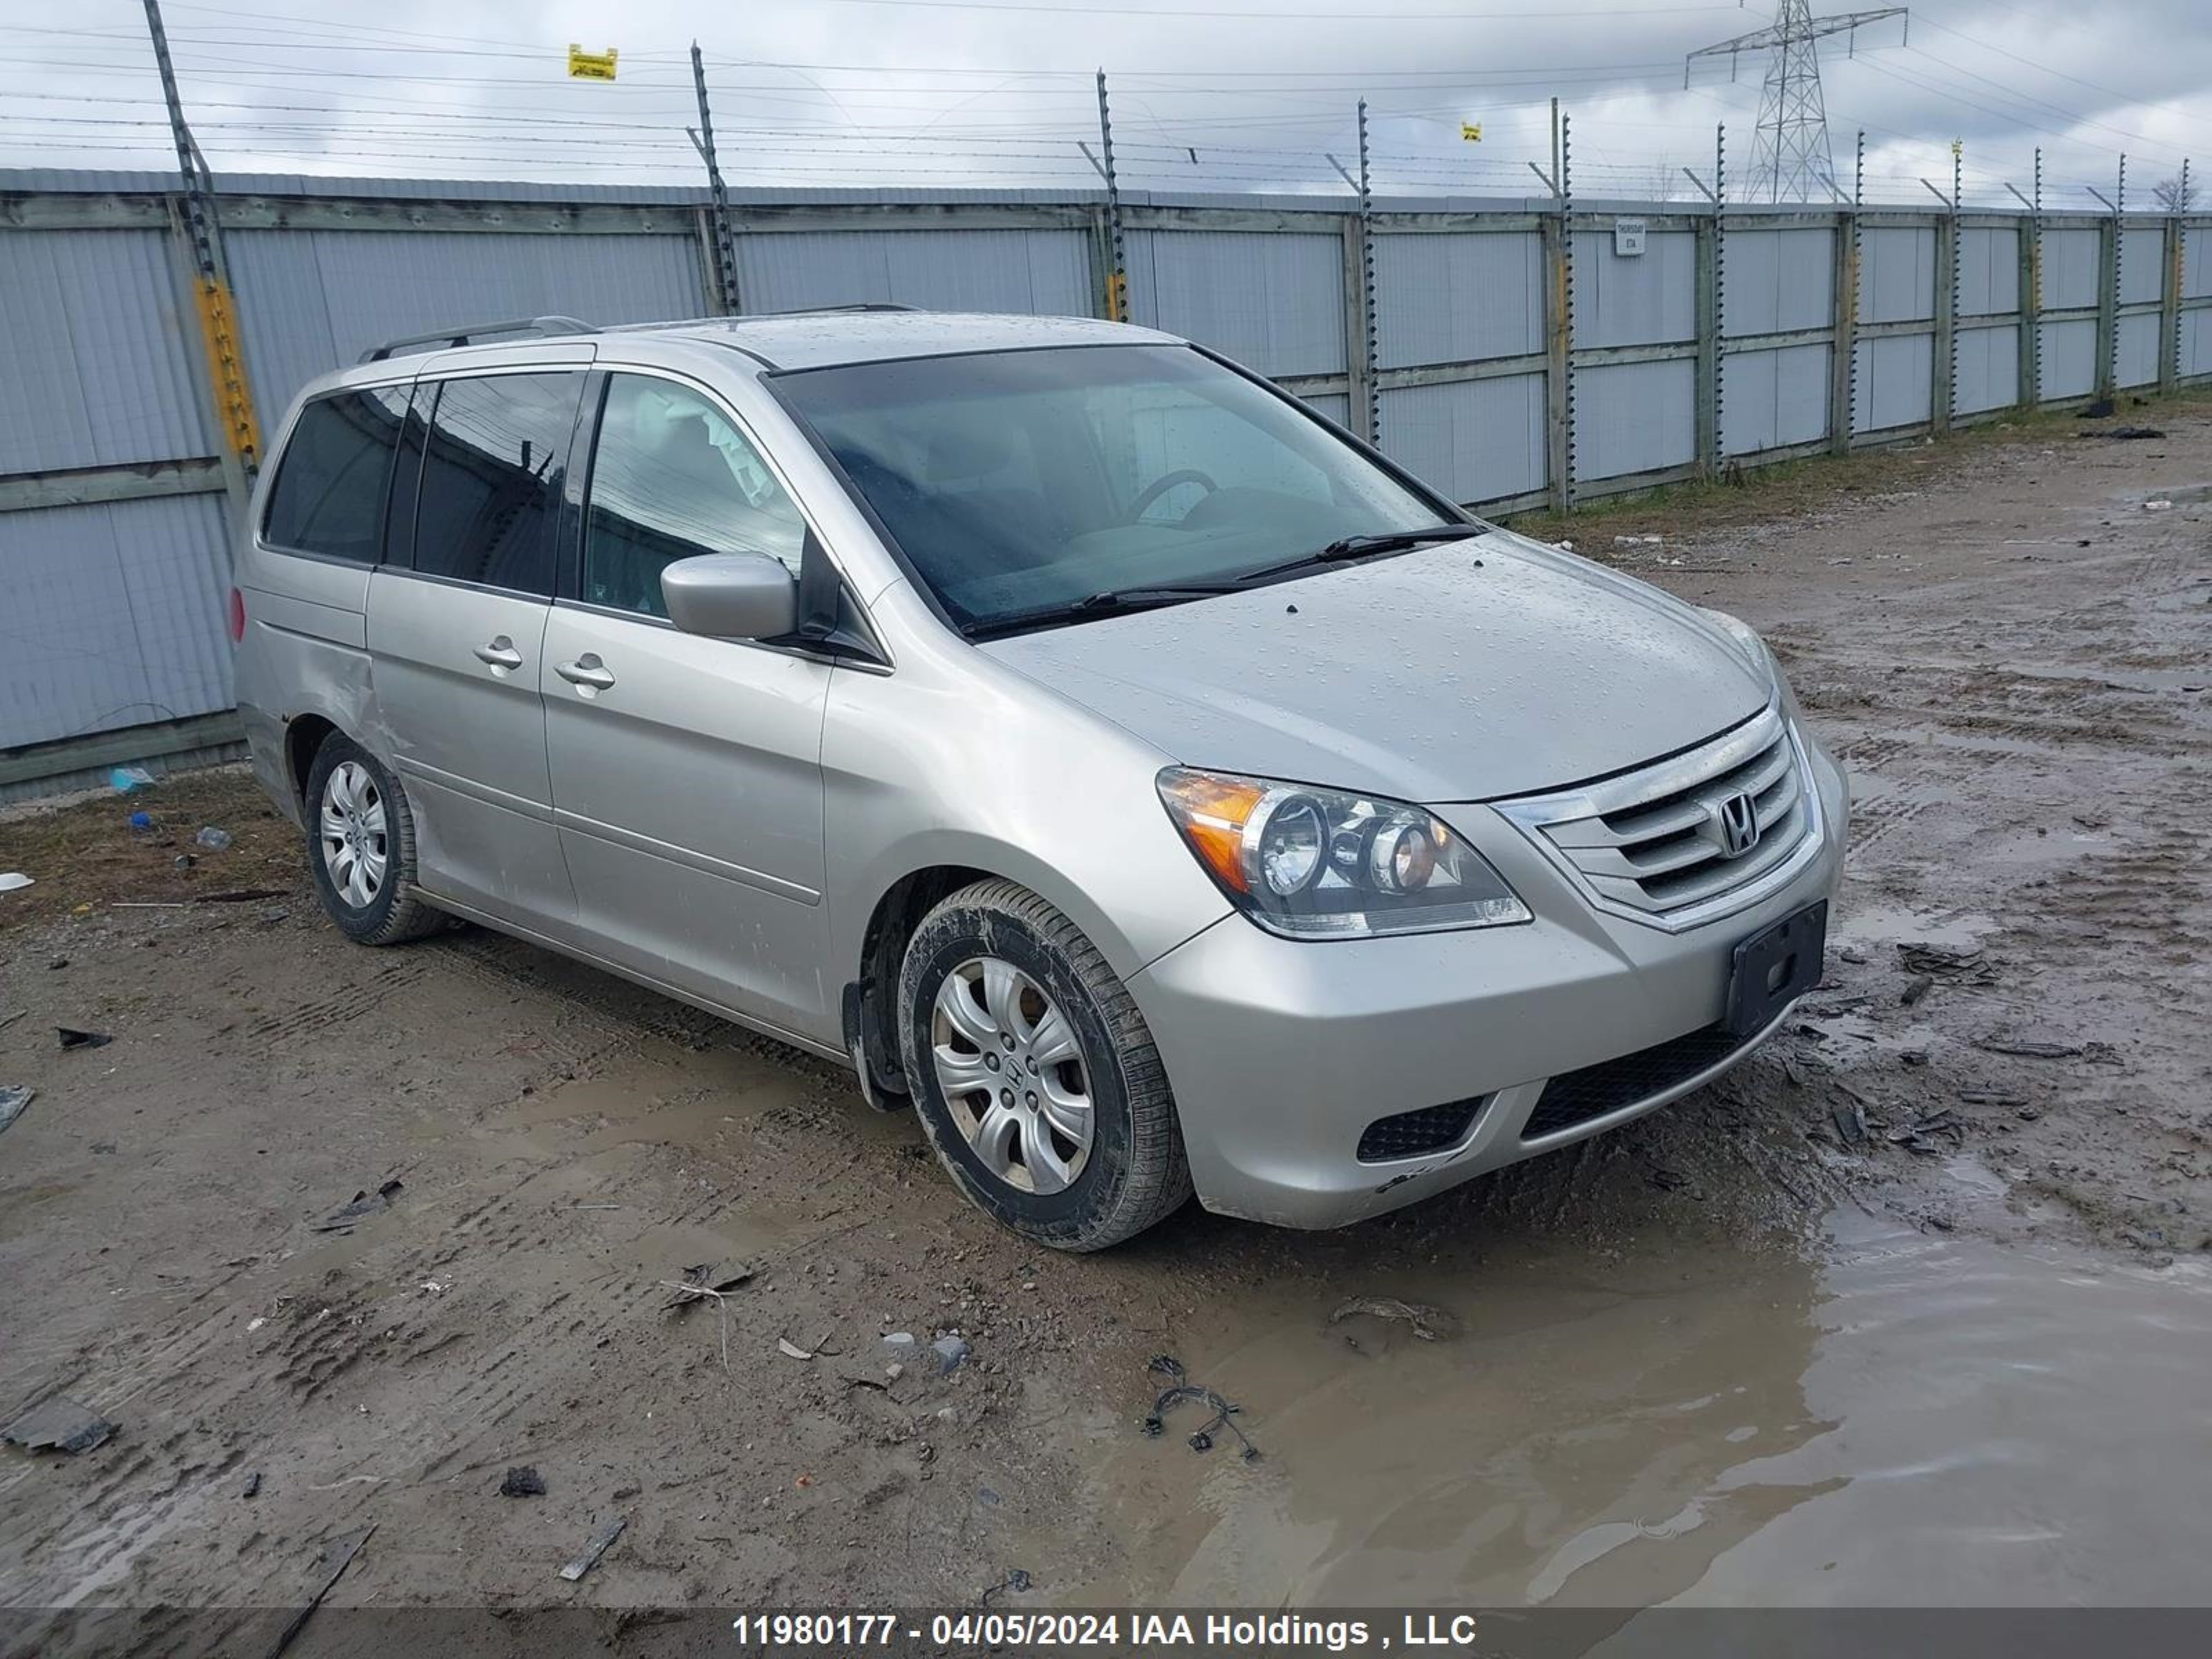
1157;768;1530;939
1700;608;1779;688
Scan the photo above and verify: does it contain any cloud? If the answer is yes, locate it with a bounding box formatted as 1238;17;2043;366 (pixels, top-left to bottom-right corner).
3;0;2207;209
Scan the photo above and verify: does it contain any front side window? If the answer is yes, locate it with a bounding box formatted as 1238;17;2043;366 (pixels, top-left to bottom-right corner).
411;371;585;596
262;385;409;561
581;374;807;619
772;344;1443;631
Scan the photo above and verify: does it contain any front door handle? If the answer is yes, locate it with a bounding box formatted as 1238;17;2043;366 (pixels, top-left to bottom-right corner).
555;654;617;692
473;636;523;671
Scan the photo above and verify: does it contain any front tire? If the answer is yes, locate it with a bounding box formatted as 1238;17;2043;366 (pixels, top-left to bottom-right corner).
897;879;1192;1251
302;735;443;946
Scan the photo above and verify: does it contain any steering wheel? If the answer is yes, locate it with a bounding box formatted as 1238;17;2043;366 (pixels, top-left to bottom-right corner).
1131;468;1220;521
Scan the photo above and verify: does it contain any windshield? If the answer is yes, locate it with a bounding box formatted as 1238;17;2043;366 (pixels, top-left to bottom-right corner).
772;344;1451;631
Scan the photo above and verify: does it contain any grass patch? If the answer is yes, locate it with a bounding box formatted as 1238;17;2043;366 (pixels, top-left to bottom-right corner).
0;766;302;935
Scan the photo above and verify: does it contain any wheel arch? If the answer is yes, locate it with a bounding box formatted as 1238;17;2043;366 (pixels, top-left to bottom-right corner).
838;834;1181;1106
284;713;341;807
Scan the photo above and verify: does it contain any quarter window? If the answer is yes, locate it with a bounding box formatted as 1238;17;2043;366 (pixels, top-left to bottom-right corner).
412;372;585;596
581;374;807;619
261;386;409;561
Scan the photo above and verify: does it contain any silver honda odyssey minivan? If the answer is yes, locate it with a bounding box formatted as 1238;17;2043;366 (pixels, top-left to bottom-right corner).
234;308;1846;1249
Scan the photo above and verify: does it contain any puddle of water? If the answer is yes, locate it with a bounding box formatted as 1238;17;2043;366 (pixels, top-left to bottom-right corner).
1071;1215;2211;1607
1830;901;1998;954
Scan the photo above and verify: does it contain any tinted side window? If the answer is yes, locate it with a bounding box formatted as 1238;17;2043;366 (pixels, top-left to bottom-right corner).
412;372;585;595
262;386;407;561
580;374;807;618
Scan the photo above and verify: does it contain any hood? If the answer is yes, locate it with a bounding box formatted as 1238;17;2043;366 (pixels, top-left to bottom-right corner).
977;532;1772;803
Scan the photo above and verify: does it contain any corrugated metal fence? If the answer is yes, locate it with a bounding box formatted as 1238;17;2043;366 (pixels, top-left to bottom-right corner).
4;169;2209;795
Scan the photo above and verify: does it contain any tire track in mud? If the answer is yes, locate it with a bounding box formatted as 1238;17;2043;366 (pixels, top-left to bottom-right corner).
242;955;434;1040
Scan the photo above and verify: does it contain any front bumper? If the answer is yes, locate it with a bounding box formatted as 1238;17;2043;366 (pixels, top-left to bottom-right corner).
1129;729;1848;1229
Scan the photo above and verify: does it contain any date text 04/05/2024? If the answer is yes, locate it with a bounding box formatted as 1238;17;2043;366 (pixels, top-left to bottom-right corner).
729;1613;1484;1650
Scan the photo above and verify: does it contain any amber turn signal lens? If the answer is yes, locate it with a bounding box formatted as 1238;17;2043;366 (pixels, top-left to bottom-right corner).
1158;770;1266;893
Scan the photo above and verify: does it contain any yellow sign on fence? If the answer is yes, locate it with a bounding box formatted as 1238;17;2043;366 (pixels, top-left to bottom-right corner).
1461;122;1483;142
567;44;619;81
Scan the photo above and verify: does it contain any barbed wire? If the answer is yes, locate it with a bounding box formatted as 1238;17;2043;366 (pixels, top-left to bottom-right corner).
0;10;2196;207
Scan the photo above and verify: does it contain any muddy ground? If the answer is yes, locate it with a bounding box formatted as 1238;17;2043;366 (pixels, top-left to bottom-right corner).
2;400;2209;1647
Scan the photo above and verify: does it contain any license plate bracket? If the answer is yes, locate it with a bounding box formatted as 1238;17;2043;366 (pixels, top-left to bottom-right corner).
1725;900;1828;1036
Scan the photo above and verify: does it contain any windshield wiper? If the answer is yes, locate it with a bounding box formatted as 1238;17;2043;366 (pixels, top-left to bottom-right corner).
965;583;1241;640
1237;521;1490;585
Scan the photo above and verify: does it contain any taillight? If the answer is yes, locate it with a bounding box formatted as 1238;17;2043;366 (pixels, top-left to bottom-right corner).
227;586;247;644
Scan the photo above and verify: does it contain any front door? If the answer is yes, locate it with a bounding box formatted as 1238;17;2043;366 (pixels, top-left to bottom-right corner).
366;364;589;931
541;371;834;1041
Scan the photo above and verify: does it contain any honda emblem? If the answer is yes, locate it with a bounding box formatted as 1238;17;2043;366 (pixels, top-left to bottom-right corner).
1715;791;1761;859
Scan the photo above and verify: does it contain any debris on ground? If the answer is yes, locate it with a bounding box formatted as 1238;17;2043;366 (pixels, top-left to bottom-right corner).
1958;1089;2027;1107
243;1472;262;1499
56;1027;111;1051
108;765;156;793
1143;1355;1259;1460
557;1515;626;1582
2;1396;116;1456
980;1567;1034;1605
0;1085;34;1136
1898;941;1997;984
0;872;32;894
1832;1098;1871;1145
659;1263;752;1311
196;888;288;904
1647;1165;1696;1194
931;1334;972;1374
657;1266;751;1371
776;1338;816;1360
1976;1036;2083;1060
2078;426;2166;440
1900;973;1934;1006
1887;1110;1966;1155
498;1465;546;1498
1327;1295;1461;1342
266;1526;374;1659
310;1179;403;1232
880;1331;921;1369
194;826;233;850
2143;498;2174;512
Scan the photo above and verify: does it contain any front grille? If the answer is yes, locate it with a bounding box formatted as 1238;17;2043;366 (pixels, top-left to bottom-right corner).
1357;1096;1486;1163
1501;706;1815;922
1521;1024;1754;1141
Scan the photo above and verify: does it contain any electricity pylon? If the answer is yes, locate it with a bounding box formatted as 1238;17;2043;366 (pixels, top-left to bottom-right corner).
1688;2;1908;204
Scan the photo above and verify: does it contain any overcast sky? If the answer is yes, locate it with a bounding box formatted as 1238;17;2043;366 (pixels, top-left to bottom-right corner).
3;1;2208;209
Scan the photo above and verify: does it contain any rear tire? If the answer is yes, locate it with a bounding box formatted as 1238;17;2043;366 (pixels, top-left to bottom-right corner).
897;879;1192;1251
302;734;444;946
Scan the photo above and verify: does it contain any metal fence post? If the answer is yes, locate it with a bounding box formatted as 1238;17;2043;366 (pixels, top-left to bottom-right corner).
1096;71;1129;323
1696;125;1723;474
1695;210;1719;476
1542;110;1575;512
142;0;259;527
1830;131;1859;453
1349;99;1380;448
2096;159;2123;400
688;44;742;316
2160;160;2186;394
1933;185;1958;433
2022;148;2043;411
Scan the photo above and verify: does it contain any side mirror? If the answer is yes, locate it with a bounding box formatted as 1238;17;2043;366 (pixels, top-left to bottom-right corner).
661;552;800;641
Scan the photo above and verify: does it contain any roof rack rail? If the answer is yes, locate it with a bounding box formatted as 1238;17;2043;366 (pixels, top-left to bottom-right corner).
760;303;921;317
359;315;598;364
